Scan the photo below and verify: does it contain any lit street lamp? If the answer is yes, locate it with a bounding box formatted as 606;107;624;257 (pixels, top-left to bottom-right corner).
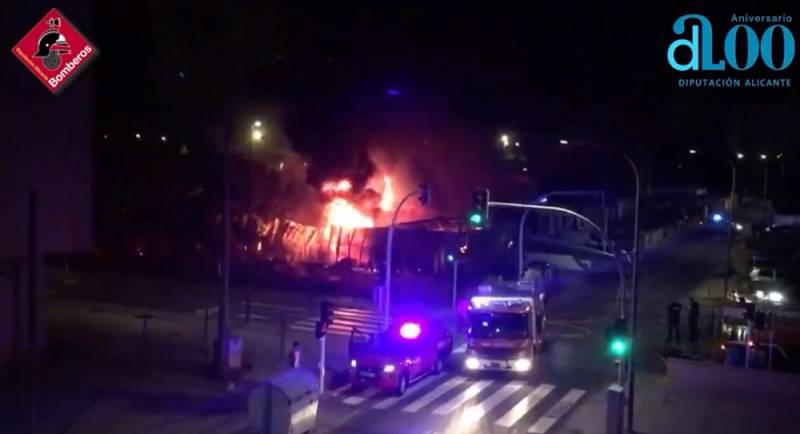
251;121;264;142
559;139;640;431
244;120;264;324
736;152;745;160
500;134;510;147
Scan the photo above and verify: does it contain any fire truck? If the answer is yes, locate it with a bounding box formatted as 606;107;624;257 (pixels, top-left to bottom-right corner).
463;281;544;372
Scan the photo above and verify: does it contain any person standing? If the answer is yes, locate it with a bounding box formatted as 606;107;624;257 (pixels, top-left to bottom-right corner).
287;341;301;368
688;297;700;344
666;301;682;344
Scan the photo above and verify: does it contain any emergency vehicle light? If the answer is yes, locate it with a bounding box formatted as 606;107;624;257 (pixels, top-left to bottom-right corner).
399;322;421;339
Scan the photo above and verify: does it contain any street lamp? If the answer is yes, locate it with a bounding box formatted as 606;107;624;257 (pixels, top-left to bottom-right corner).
736;152;745;160
559;139;640;430
244;120;264;324
722;157;737;301
251;121;264;142
500;134;510;147
689;149;697;154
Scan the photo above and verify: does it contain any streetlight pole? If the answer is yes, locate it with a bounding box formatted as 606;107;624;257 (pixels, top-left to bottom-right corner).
217;119;232;379
518;209;532;280
384;190;419;326
621;151;641;433
559;139;640;430
490;200;627;319
722;159;736;300
244;121;263;324
523;190;609;277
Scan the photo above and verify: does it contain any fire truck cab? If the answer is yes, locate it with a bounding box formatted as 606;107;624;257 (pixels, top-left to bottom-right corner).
463;283;544;373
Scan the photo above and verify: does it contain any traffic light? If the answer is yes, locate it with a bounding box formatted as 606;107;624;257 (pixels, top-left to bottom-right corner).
469;189;490;228
606;318;629;360
418;183;431;206
316;301;334;338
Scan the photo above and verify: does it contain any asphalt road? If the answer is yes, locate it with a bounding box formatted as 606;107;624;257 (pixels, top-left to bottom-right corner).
33;229;727;434
314;230;728;434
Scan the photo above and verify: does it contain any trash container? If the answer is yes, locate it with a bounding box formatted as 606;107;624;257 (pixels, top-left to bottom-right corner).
248;368;319;434
229;335;243;370
214;335;244;370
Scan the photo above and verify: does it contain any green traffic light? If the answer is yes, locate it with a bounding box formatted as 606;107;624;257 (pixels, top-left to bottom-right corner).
469;213;483;225
610;339;628;357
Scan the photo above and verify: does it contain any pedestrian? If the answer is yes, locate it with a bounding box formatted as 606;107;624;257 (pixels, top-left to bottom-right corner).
666;301;682;344
688;297;700;344
287;341;301;368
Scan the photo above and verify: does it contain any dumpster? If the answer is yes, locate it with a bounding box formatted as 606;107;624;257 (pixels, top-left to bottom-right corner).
248;368;319;434
229;335;243;370
214;335;244;370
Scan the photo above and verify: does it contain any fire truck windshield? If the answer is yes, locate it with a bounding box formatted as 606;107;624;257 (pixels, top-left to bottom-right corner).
468;312;529;339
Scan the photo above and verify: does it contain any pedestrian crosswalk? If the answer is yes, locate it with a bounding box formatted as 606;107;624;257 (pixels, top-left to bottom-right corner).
331;374;586;433
235;301;386;337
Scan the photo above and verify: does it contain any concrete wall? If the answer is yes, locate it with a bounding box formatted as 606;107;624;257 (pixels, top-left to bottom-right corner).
1;0;93;357
667;357;800;400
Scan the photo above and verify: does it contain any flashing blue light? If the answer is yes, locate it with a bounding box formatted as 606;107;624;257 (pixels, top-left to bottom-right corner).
538;197;548;204
446;253;455;262
399;322;421;340
387;88;401;96
712;213;723;223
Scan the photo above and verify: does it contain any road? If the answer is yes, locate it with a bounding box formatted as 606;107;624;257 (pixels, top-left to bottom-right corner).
23;230;728;434
313;230;728;434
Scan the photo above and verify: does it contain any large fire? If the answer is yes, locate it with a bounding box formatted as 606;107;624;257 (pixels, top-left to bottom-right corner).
379;175;393;212
325;197;374;228
258;174;398;265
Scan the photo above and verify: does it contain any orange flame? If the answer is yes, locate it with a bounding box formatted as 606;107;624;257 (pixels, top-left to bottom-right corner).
322;179;353;194
379;175;394;212
325;198;374;229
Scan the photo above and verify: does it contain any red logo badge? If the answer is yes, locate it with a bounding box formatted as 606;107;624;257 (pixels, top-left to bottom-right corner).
12;8;98;94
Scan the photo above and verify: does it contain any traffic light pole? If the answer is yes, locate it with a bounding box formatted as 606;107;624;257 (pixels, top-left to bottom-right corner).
452;259;459;309
319;335;326;394
489;201;627;320
384;190;419;325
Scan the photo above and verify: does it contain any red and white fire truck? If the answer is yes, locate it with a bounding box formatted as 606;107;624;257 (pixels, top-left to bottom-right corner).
463;281;545;373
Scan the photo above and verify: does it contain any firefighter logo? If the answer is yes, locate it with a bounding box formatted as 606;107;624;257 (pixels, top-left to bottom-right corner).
33;17;71;70
12;8;98;94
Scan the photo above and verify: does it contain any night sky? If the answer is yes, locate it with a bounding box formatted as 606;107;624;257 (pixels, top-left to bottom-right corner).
88;1;799;198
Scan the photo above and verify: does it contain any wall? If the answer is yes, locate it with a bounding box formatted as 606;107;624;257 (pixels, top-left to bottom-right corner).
0;0;93;357
667;357;800;400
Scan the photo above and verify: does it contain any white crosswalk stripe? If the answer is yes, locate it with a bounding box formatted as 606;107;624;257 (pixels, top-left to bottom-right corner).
334;374;587;433
431;380;493;415
494;383;555;428
372;374;442;409
458;381;525;423
527;388;586;433
401;376;467;413
342;387;382;405
239;302;385;336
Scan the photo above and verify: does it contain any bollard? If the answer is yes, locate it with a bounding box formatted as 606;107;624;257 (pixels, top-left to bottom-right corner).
606;383;624;434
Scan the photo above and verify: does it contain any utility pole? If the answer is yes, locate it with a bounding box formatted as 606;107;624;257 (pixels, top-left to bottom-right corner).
384;191;418;325
216;118;232;379
623;152;641;433
723;159;736;300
